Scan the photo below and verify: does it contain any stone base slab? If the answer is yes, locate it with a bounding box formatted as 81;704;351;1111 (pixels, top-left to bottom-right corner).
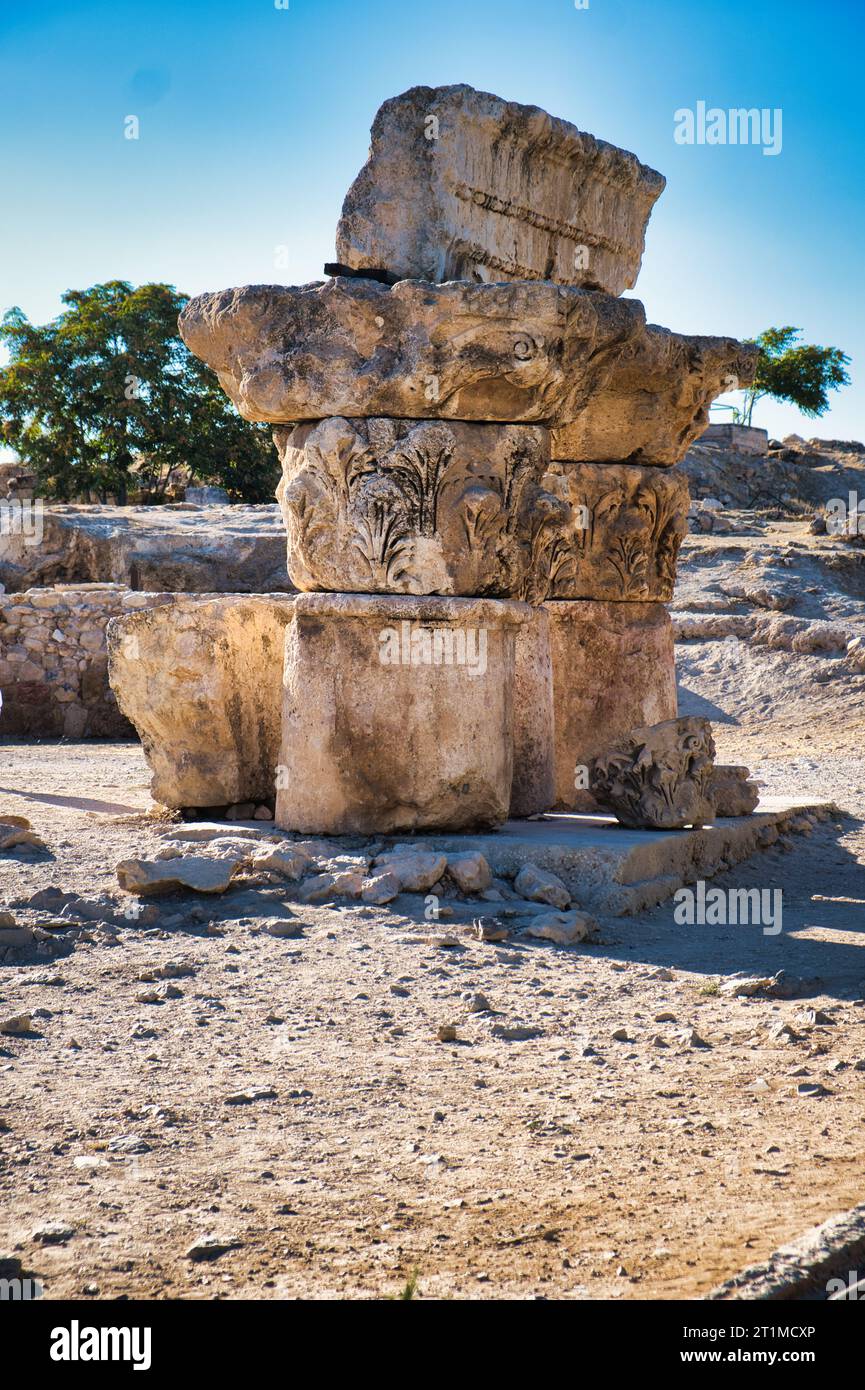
380;797;836;916
708;1201;865;1301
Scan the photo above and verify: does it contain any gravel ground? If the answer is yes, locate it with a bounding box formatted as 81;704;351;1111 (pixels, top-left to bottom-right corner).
1;521;863;1301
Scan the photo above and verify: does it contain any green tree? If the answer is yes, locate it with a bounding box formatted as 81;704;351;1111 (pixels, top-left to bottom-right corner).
0;281;279;503
732;326;851;427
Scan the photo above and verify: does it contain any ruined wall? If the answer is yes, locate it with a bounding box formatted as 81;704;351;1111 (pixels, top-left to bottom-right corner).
0;503;290;594
0;585;176;738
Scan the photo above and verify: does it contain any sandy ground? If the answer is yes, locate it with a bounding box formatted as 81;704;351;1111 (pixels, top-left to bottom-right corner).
1;519;864;1302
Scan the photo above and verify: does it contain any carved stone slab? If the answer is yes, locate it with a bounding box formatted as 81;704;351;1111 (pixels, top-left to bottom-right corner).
590;716;717;830
275;417;573;602
543;462;689;600
335;84;665;295
178;277;644;426
552;326;759;466
275;593;531;835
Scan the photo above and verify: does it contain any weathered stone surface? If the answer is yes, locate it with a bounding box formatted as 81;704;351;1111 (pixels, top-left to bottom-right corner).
179;278;644;425
0;814;46;851
185;1235;243;1263
709;1200;865;1302
709;765;760;817
374;850;449;892
0;1012;34;1036
248;846;311;879
275;593;530;835
510;606;555;817
116;856;242;895
514;863;571;910
447;851;492;894
0;460;36;499
590;716;717;830
545;600;677;811
107;595;296;809
263;918;305;938
335;84;665;295
276;417;570;601
0;585;177;739
31;1221;75;1244
298;870;364;902
524;910;597;945
701;423;769;456
361;871;401;905
0;505;289;594
161;823;280;845
0;921;35;950
551;326;759;466
543;462;689;600
368;796;834;916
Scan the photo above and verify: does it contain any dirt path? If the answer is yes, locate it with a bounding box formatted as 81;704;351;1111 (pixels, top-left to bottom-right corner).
1;720;864;1301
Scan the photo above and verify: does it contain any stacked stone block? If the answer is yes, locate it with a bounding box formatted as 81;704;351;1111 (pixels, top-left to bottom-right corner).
110;82;757;831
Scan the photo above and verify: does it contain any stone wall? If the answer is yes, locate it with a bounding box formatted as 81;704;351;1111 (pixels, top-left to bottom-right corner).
0;585;177;738
700;423;768;455
0;503;291;594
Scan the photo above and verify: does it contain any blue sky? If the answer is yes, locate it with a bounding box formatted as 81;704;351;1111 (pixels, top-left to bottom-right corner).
1;0;862;444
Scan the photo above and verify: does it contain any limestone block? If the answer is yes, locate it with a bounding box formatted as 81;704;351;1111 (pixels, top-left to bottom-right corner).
0;505;289;594
543;462;689;600
275;417;570;601
274;593;531;835
361;872;401;905
335;84;665;295
709;764;760;817
525;910;598;945
178;277;645;425
551;326;759;466
545;600;677;811
589;716;717;830
107;595;296;808
446;851;492;894
248;846;311;879
373;849;449;892
0;814;46;851
116;856;243;896
513;863;571;909
511;606;555;817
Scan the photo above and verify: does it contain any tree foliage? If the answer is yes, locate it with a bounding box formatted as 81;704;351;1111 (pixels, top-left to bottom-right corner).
0;281;279;502
734;326;851;427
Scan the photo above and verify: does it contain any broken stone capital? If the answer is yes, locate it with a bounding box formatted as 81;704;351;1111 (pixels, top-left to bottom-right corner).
590;716;718;830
